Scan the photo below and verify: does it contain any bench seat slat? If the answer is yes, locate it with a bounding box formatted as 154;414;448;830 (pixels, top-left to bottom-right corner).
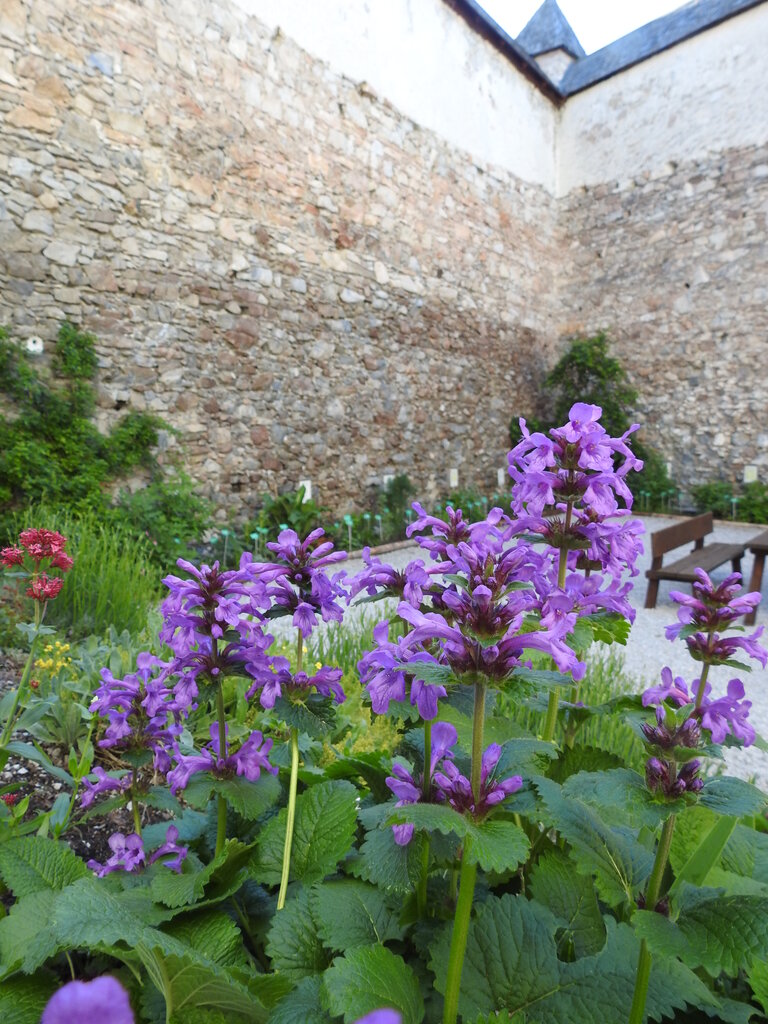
646;542;746;582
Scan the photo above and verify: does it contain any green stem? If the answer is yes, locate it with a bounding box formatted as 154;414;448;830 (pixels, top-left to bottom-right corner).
442;840;478;1024
215;679;227;857
542;528;571;744
417;718;433;916
1;602;43;747
442;678;486;1024
131;769;142;838
277;726;300;910
628;813;677;1024
694;662;710;710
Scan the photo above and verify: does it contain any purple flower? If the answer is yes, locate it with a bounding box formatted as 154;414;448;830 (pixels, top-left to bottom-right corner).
407;503;508;562
358;620;447;720
166;723;276;795
349;549;432;608
245;655;345;709
645;756;703;797
87;832;146;877
385;722;457;845
680;627;767;669
641;667;693;710
696;677;755;746
433;743;522;817
42;977;134;1024
354;1012;402;1024
80;767;132;809
90;656;182;772
147;825;188;872
667;569;762;640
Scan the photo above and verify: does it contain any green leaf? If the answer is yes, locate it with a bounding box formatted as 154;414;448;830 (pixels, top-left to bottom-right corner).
671;815;737;893
265;887;331;981
255;780;357;886
142;808;210;849
268;976;333;1024
394;661;454;687
748;959;768;1016
0;836;88;896
510;666;573;691
562;768;683;830
161;910;247;968
466;819;530;874
0;889;59;976
273;695;338;738
311;880;405;950
150;840;251;909
387;802;469;838
353;826;426;894
529;850;606;957
213;773;281;820
324;945;424;1024
138;942;271;1024
582;612;631;646
535;777;653;907
429;895;717;1022
1;741;73;786
634;887;768;977
548;744;625;783
699;776;767;816
722;823;768;884
0;974;57;1024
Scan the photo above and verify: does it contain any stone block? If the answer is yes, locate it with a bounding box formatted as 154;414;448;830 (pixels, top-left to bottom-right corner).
43;241;80;266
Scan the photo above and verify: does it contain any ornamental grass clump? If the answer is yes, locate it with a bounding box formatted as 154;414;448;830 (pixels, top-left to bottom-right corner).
4;405;768;1024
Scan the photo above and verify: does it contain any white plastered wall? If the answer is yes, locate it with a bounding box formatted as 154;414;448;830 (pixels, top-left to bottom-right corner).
557;3;768;195
232;0;558;190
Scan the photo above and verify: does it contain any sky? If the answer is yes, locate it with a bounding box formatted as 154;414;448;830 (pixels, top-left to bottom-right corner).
477;0;688;54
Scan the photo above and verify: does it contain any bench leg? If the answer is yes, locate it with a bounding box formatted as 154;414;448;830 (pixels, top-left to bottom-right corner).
746;552;765;627
645;578;660;609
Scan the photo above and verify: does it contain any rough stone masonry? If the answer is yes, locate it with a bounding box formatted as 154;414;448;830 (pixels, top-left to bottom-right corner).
0;0;766;515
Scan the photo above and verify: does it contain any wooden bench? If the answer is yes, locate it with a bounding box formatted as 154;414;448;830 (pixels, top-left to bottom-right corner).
644;512;746;609
745;528;768;626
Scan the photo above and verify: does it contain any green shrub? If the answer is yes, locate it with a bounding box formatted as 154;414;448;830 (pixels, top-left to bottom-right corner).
113;471;212;567
692;479;768;524
691;480;733;519
0;323;164;529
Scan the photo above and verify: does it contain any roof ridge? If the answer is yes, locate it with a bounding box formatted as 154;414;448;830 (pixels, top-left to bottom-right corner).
516;0;586;60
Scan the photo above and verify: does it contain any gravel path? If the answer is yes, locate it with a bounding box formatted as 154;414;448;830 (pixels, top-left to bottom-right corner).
342;514;768;786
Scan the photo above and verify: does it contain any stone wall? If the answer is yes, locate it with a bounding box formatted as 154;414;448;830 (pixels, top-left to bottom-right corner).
559;142;768;490
0;0;561;513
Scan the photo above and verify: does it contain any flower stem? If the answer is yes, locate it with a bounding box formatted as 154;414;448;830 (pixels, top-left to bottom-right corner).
542;531;571;744
277;633;303;910
628;813;677;1024
694;662;710;710
131;769;142;838
416;718;433;916
277;727;300;910
442;840;478;1024
442;678;485;1024
1;602;42;747
215;679;227;857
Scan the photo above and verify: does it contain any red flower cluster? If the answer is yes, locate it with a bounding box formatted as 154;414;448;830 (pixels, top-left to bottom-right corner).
1;528;72;602
0;793;19;807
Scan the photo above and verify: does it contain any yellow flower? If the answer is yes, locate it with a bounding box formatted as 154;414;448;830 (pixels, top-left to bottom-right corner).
315;661;322;670
44;644;53;653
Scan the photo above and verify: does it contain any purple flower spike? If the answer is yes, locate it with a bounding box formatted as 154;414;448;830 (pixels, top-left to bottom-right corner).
80;767;132;809
167;723;277;795
433;742;522;818
697;677;755;747
354;1012;402;1024
349;550;432;608
87;832;145;877
147;825;188;873
42;977;135;1024
385;722;458;845
358;620;447;720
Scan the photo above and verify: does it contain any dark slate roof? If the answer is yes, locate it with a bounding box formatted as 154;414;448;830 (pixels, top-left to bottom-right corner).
516;0;586;59
560;0;767;95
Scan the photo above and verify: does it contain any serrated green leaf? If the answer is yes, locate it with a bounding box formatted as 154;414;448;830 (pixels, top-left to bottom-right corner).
394;660;455;687
529;850;606;957
429;895;718;1022
562;768;683;830
722;823;768;884
0;973;57;1024
150;840;251;909
548;744;625;783
265;887;330;981
635;887;768;977
323;752;391;802
388;802;470;838
311;880;405;951
352;826;426;894
161;910;247;969
582;612;631;646
0;836;88;896
748;959;768;1016
511;666;573;690
0;889;59;976
268;976;333;1024
535;777;653;907
324;945;424;1024
466;820;530;874
255;780;357;886
699;776;767;816
213;773;281;820
273;694;338;738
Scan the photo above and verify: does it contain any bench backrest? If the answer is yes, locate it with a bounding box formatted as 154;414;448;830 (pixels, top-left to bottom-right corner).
650;512;713;558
